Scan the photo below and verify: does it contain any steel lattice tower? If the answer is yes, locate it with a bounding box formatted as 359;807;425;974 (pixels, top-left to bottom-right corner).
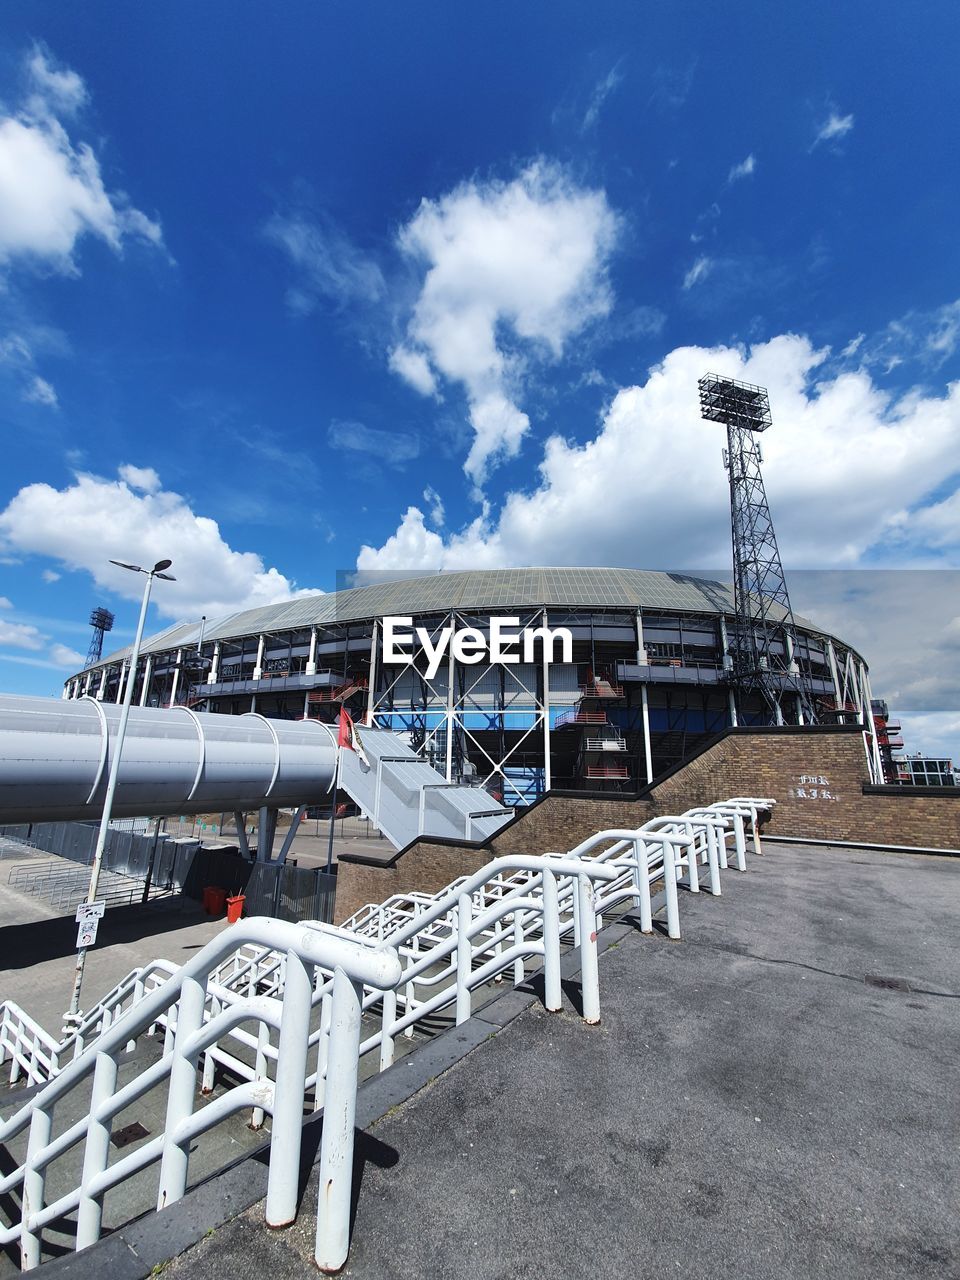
85;606;115;669
698;373;817;725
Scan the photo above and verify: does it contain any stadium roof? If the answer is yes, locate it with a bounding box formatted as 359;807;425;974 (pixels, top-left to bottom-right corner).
95;568;832;666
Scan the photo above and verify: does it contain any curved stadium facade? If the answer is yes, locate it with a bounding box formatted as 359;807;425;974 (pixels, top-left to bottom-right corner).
64;569;872;805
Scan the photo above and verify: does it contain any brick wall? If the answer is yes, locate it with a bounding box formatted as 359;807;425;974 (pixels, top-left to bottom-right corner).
333;726;960;921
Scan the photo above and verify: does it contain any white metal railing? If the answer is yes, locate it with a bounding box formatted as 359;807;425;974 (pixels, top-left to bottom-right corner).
1;797;775;1099
0;796;774;1272
0;1004;61;1087
0;919;401;1274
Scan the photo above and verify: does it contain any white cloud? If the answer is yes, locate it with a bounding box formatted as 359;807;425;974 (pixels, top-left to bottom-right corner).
327;420;419;466
423;486;445;528
118;463;161;493
388;345;439;398
265;212;384;312
23;374;58;407
683;256;713;289
581;65;623;132
0;48;163;273
0;596;11;608
840;333;865;358
813;109;855;148
390;161;620;484
896;712;960;762
0;466;319;619
0;619;45;650
26;48;87;117
0;332;59;406
49;642;85;668
727;154;756;184
856;299;960;373
41;568;60;583
357;331;960;579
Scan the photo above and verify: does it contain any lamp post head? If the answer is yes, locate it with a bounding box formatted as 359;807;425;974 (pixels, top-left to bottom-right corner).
108;557;175;580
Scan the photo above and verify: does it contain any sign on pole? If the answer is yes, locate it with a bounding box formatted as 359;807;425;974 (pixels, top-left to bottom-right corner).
75;901;106;923
76;917;100;949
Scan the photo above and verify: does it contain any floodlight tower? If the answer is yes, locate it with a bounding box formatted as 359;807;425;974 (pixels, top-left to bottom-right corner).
85;606;115;669
698;373;817;726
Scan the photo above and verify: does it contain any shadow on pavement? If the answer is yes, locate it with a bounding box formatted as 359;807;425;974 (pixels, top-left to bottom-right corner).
0;899;213;971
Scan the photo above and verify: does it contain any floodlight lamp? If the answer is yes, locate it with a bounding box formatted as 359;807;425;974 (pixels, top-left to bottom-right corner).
110;559;143;573
153;558;173;573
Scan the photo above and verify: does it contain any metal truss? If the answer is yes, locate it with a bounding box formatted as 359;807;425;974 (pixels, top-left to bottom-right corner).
699;373;818;726
367;607;554;805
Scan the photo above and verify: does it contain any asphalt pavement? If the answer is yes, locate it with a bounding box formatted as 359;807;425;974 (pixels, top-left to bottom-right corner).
165;842;960;1280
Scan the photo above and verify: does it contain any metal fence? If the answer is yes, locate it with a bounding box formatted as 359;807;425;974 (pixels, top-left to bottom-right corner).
0;823;336;923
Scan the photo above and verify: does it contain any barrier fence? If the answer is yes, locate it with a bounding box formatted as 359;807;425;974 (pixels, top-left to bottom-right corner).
0;824;335;924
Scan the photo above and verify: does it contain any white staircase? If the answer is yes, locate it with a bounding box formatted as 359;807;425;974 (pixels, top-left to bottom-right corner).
337;726;513;848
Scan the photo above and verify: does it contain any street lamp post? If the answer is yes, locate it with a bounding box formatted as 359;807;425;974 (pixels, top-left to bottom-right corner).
65;558;176;1023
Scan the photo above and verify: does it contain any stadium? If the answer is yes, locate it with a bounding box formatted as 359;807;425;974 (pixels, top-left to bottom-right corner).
63;567;876;804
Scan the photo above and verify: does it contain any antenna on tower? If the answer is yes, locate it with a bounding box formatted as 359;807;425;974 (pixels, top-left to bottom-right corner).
85;606;115;669
698;373;818;726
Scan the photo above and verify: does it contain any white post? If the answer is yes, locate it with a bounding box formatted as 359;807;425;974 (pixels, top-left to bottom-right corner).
719;615;734;673
169;649;182;707
635;609;649;664
456;892;472;1024
314;968;364;1273
206;641;220;684
97;666;108;700
728;688;738;727
662;841;681;940
265;951;314;1227
640;685;653;785
156;974;206;1209
827;640;843;711
365;620;378;726
785;630;799;675
20;1105;53;1268
76;1049;120;1249
542;610;552;792
577;875;601;1024
860;663;885;783
253;633;266;681
115;663;126;704
632;839;653;933
445;619;455;782
138;654;153;706
541;870;562;1011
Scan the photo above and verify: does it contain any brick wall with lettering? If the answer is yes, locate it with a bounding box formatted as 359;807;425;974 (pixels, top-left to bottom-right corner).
333;727;960;921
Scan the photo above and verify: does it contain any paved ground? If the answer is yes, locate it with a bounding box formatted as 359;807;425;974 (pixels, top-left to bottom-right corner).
0;854;227;1034
166;843;960;1280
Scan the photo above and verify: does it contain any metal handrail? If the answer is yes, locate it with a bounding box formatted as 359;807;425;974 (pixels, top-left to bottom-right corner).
0;919;401;1273
0;797;774;1273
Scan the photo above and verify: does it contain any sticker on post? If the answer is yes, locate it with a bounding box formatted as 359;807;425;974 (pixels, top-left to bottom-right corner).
76;918;100;949
75;901;106;923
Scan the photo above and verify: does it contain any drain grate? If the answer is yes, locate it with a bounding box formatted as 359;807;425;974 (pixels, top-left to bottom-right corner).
864;974;914;993
111;1121;150;1149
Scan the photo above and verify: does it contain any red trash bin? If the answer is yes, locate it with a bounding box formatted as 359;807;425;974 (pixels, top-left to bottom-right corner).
226;894;245;924
204;886;227;916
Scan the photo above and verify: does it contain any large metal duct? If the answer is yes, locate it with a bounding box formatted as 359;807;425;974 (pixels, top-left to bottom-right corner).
0;694;338;824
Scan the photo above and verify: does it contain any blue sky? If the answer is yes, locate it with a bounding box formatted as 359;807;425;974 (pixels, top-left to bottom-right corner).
0;2;958;756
